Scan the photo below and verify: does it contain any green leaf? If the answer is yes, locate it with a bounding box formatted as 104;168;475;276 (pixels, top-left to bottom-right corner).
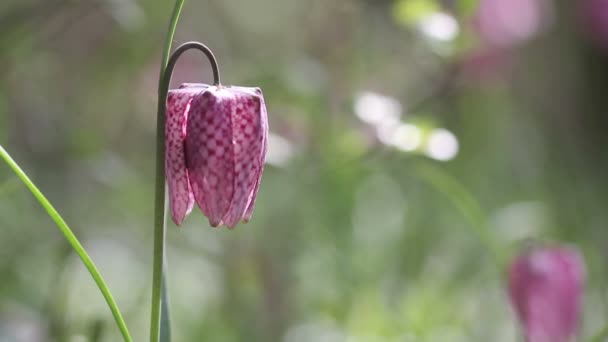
0;145;132;342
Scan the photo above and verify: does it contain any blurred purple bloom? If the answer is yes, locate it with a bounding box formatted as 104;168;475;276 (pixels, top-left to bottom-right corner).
580;0;608;50
464;0;552;81
165;84;268;228
473;0;552;48
508;245;585;342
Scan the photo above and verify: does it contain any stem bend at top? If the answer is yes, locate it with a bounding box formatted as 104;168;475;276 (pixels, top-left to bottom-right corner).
163;41;221;87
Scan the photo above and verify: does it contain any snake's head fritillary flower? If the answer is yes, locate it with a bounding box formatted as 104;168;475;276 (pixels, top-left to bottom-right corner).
165;84;268;228
508;245;585;342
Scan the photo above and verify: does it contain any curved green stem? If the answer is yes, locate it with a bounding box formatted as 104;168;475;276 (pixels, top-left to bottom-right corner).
0;145;132;342
150;1;186;341
163;42;221;87
413;161;504;270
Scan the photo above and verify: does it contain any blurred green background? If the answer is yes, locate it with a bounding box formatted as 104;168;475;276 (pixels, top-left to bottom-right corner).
1;0;608;341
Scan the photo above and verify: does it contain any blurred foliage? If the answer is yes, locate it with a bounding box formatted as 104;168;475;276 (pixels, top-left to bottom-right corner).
393;0;440;25
1;0;608;341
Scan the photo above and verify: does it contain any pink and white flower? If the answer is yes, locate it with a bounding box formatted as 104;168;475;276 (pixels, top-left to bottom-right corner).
165;83;268;228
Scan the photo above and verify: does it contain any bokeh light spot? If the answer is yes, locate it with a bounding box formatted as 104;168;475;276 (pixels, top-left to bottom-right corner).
418;12;460;42
425;128;459;161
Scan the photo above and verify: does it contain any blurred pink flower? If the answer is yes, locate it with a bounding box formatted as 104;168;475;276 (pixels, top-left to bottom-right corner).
474;0;552;48
165;83;268;228
508;245;585;342
580;0;608;50
463;0;551;81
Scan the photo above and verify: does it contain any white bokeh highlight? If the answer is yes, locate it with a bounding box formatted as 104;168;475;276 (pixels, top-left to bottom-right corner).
391;124;423;152
418;12;460;42
354;91;402;126
425;128;459;161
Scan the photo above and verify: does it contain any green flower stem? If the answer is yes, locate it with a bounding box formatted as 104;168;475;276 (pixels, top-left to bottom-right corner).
0;145;132;342
150;0;186;341
160;267;172;342
413;161;504;270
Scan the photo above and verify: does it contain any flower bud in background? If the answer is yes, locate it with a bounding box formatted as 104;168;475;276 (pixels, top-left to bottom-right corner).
508;245;585;342
579;0;608;51
462;0;552;82
473;0;553;49
165;84;268;228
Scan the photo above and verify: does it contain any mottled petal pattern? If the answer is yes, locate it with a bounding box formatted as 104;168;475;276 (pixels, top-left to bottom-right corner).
186;88;235;227
165;82;268;228
508;246;585;342
221;89;265;227
165;88;203;225
243;88;268;222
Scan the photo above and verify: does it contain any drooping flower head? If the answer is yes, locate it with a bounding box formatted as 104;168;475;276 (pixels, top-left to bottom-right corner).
163;43;268;229
507;245;585;342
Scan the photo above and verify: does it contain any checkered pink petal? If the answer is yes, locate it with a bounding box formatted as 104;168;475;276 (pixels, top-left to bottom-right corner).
220;87;267;227
243;88;268;222
165;82;268;228
508;246;585;342
165;87;206;225
186;87;236;227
